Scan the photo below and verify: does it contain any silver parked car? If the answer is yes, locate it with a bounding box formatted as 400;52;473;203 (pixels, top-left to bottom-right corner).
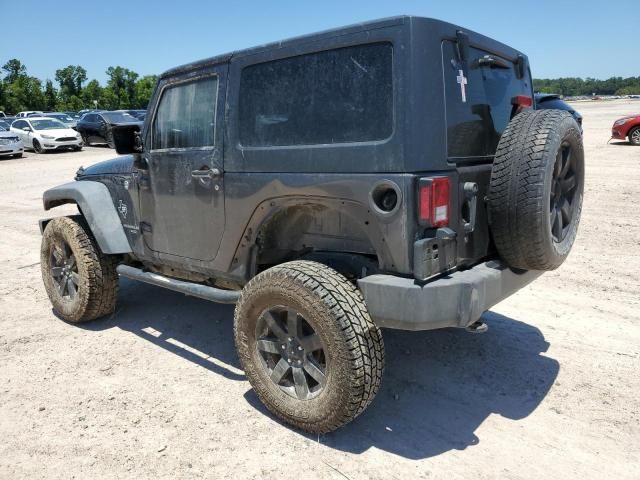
0;119;24;158
10;117;82;153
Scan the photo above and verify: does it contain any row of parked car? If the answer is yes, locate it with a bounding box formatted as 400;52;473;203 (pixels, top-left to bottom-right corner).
0;109;145;157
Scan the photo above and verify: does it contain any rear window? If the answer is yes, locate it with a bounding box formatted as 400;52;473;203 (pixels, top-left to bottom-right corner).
239;43;393;147
442;41;531;159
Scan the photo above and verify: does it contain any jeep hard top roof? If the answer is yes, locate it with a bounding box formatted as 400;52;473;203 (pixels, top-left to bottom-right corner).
160;16;527;80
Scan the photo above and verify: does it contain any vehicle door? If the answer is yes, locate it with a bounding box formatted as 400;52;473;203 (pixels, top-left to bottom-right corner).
96;114;110;142
13;120;31;146
78;114;92;140
11;120;24;141
88;114;102;141
138;66;227;262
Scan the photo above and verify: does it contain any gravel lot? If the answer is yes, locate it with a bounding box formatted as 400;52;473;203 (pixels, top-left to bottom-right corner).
1;100;639;479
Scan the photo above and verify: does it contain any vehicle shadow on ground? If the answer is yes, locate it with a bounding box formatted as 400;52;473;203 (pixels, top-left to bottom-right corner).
80;279;559;460
78;279;243;381
245;310;559;460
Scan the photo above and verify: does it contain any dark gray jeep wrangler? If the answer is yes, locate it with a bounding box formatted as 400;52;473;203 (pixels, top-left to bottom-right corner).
39;16;584;433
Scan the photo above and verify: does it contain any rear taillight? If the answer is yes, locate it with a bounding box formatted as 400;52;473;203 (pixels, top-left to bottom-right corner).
418;177;450;227
512;95;533;108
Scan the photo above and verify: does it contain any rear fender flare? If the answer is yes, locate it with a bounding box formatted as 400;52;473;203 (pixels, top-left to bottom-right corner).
231;195;394;278
42;181;131;254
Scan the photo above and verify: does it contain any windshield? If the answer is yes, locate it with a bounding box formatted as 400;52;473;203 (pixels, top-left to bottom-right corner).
30;119;67;130
47;114;74;122
101;112;138;123
0;120;9;131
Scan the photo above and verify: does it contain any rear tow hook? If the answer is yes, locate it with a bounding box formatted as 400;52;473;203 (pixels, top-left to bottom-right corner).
465;320;488;334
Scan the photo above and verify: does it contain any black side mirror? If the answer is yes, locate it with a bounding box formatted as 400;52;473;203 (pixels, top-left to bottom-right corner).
112;124;143;154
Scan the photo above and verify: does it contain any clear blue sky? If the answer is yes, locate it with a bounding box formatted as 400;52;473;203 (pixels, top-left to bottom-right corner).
4;0;635;84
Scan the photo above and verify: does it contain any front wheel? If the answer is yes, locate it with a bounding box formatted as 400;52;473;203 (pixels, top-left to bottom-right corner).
41;216;119;323
629;127;640;146
32;139;44;154
234;261;384;433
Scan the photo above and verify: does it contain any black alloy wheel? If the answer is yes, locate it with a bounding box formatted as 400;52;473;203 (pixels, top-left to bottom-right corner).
550;142;578;243
33;138;44;153
49;239;80;300
256;306;327;400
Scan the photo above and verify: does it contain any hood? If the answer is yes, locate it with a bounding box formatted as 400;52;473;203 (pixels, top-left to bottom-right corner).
76;155;135;177
35;128;78;137
616;115;640;122
0;131;20;139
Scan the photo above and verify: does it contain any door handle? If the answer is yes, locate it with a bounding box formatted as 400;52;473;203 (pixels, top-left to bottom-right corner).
191;167;221;179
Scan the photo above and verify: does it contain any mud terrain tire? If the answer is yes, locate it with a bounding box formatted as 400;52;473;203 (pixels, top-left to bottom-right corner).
234;260;384;433
41;216;119;323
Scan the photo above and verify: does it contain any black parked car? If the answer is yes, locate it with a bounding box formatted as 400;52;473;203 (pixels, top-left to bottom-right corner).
535;93;582;131
76;111;142;148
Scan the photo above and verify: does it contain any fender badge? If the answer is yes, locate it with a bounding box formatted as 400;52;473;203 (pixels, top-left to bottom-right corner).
117;200;128;218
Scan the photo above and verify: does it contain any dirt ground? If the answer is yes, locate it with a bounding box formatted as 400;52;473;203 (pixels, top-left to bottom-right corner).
1;100;639;479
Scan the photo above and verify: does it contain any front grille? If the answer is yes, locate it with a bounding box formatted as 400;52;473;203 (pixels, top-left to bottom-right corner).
56;137;77;142
0;137;18;145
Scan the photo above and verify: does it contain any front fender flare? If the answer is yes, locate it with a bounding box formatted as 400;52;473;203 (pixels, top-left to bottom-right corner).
42;181;131;254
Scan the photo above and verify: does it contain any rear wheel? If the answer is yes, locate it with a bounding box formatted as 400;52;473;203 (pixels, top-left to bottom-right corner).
41;217;119;323
629;127;640;145
234;260;384;433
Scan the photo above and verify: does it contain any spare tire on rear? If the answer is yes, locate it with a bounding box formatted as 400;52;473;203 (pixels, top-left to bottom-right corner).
488;109;584;271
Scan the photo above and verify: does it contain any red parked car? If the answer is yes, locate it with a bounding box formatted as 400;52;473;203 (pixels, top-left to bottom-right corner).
611;114;640;145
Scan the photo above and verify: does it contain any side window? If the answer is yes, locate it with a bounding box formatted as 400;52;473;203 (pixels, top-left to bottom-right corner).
13;120;23;129
238;43;393;147
84;114;94;122
152;76;218;150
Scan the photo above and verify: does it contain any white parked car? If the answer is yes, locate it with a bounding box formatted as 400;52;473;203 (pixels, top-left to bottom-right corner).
16;110;44;118
10;117;82;153
0;119;24;158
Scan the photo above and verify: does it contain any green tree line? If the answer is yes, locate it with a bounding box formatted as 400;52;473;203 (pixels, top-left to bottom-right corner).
533;77;640;97
0;59;158;113
2;57;639;113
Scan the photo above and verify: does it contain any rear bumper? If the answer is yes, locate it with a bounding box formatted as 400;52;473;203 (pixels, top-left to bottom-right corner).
357;260;542;331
